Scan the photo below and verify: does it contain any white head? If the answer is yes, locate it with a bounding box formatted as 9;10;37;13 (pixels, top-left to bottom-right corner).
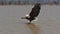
25;14;30;18
25;14;29;16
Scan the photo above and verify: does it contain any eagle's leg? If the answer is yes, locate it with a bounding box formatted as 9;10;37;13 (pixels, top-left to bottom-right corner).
27;17;35;24
21;17;31;24
26;19;33;24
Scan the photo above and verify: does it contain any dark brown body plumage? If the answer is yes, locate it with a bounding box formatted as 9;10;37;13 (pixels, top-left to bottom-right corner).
21;3;41;23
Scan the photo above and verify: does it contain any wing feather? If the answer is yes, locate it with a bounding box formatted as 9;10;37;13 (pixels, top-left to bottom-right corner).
29;6;40;17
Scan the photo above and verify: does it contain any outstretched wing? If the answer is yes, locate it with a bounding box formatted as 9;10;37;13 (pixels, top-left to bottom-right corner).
29;5;41;18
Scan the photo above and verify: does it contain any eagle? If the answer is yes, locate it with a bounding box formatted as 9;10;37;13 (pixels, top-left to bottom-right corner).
21;3;41;24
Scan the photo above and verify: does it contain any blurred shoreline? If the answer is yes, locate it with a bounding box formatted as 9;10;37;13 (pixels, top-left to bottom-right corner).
0;2;60;6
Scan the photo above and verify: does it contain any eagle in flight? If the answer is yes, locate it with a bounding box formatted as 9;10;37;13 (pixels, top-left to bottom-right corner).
21;3;41;24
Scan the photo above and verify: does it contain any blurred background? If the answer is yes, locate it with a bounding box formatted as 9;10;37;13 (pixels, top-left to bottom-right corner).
0;0;60;34
0;0;60;5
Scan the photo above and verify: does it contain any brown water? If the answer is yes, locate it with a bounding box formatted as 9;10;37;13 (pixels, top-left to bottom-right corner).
0;5;60;34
